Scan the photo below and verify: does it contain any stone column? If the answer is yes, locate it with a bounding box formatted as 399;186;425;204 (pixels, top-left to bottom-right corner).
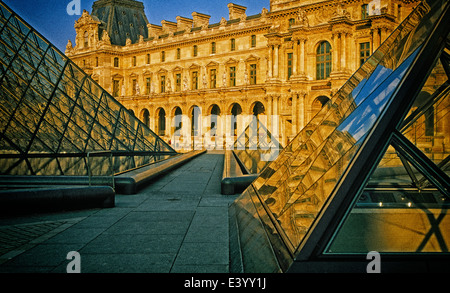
299;38;306;76
268;45;273;78
292;93;298;134
274;45;279;78
298;91;305;132
292;40;298;76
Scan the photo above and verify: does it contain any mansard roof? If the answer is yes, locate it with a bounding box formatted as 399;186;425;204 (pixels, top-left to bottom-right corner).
91;0;149;46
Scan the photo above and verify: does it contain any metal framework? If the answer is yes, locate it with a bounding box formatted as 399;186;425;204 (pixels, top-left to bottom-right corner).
0;1;177;177
230;0;450;273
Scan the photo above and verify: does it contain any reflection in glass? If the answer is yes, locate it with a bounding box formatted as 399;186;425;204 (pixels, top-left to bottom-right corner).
231;0;449;269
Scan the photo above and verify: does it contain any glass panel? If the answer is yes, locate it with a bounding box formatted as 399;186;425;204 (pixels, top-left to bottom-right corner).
326;31;450;254
231;0;449;266
0;2;176;176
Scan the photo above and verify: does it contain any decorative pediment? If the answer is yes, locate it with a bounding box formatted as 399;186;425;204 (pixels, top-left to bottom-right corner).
206;61;219;68
189;63;201;70
157;68;168;74
225;58;238;65
172;66;183;72
74;10;100;29
245;54;259;63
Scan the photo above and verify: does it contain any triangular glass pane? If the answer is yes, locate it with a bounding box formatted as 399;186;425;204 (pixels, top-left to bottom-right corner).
326;143;449;254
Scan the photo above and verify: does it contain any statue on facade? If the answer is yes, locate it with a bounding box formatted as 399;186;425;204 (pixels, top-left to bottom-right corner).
333;1;351;18
99;30;111;46
183;76;189;91
297;8;309;27
167;78;172;92
202;74;207;89
65;40;73;54
135;82;140;95
222;71;227;87
121;85;126;97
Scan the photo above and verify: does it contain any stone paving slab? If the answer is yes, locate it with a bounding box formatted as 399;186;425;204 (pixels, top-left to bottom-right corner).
0;151;238;273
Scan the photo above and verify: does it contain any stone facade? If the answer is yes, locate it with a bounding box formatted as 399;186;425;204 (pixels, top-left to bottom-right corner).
66;0;419;150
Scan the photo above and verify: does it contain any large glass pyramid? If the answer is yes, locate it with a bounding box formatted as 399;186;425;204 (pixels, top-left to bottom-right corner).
0;1;176;177
229;0;450;273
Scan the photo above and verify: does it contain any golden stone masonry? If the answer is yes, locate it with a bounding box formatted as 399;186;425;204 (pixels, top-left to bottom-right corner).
66;0;420;149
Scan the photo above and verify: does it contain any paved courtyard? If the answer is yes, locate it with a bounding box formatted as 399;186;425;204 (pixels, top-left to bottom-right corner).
0;151;238;273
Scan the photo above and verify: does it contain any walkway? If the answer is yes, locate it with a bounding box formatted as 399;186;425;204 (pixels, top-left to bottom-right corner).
0;151;238;273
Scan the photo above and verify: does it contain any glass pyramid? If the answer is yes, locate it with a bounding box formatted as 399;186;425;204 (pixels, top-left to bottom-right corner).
230;0;450;272
0;1;176;177
233;116;283;175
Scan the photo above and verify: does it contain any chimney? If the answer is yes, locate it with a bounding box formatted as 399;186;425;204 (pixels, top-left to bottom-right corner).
227;3;247;20
161;20;177;34
192;12;211;28
176;16;193;31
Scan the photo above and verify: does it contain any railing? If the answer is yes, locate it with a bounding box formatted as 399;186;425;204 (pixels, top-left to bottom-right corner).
87;151;114;189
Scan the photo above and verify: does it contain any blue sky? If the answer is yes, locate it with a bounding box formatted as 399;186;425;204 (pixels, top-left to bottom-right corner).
3;0;270;52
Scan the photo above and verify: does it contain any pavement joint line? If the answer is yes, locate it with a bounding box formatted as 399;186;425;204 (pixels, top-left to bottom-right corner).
0;217;87;265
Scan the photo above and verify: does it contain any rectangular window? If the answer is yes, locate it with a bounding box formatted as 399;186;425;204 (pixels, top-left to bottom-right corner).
210;69;216;89
160;75;165;93
161;51;165;62
193;45;198;57
146;54;150;64
132;79;137;95
192;71;198;90
211;42;216;54
250;64;257;85
113;80;120;97
176;73;181;92
360;42;371;66
177;48;181;60
229;66;236;87
287;53;293;80
251;35;256;48
132;56;136;67
361;4;368;19
114;57;119;67
231;39;236;51
146;77;151;95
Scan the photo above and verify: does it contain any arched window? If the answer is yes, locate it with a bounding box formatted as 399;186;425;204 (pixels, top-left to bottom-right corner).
312;96;330;117
141;109;150;128
173;107;182;133
230;103;242;136
158;108;166;136
316;41;332;80
191;106;201;136
210;105;220;136
252;102;265;117
193;45;198;57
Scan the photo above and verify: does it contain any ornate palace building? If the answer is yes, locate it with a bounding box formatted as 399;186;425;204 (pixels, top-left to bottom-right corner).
66;0;420;150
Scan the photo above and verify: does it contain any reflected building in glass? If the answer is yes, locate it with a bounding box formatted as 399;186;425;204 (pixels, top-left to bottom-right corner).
229;0;450;272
